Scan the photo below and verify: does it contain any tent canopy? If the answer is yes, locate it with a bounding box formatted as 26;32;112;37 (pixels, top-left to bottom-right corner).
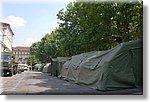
60;39;143;91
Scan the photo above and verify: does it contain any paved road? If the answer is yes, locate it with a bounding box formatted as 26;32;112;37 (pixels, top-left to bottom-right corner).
0;71;142;95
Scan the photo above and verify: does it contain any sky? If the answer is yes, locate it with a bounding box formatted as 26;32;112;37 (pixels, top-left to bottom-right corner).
0;0;76;47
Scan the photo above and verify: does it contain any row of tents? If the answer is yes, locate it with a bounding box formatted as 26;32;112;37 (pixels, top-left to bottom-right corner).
34;57;70;77
35;39;143;91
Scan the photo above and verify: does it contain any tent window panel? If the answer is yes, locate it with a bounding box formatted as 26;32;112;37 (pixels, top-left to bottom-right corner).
81;58;102;70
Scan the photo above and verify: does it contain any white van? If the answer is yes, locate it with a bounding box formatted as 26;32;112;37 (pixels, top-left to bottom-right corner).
17;64;28;72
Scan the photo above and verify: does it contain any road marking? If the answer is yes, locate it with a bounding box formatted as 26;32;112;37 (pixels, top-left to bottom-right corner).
12;72;26;90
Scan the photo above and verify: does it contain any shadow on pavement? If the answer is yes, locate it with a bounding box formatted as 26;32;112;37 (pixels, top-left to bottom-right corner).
2;71;143;95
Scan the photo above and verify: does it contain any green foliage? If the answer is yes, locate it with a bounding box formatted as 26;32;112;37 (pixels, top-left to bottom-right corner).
26;55;37;66
30;1;143;63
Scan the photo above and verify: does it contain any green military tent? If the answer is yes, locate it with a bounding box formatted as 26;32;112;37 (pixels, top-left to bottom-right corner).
34;64;42;71
42;63;51;73
51;58;59;77
61;51;100;81
51;57;70;77
57;57;70;77
60;39;143;91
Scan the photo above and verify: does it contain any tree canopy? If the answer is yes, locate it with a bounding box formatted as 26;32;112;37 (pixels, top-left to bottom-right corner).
30;1;143;64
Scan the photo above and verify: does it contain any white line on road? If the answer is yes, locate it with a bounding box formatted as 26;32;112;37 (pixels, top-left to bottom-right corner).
12;72;26;90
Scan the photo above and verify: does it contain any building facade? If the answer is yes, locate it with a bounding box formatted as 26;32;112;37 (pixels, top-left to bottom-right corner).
12;46;30;64
0;22;14;52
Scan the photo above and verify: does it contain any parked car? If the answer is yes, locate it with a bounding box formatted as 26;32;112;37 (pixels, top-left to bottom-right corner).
17;64;28;72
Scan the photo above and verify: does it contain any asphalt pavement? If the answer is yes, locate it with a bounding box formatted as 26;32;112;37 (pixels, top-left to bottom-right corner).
0;71;143;95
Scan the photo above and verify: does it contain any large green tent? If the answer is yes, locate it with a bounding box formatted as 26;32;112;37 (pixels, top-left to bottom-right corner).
51;57;70;77
60;39;143;91
63;51;100;81
57;57;70;77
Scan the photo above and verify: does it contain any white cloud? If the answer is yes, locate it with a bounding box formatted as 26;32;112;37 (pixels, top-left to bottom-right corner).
0;16;27;27
24;37;34;45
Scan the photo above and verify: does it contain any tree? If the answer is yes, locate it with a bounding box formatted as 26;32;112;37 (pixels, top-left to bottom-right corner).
26;56;37;65
57;1;142;54
30;1;143;62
